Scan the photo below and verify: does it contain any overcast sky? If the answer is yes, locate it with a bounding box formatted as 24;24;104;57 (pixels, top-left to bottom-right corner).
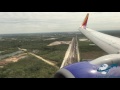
0;12;120;34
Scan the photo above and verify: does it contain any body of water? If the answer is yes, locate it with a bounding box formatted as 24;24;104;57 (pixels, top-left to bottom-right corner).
0;51;24;60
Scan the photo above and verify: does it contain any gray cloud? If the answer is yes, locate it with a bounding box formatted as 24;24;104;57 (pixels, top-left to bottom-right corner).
0;12;120;34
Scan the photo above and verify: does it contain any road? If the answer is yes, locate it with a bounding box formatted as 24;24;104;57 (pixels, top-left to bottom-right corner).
29;52;59;69
60;36;80;68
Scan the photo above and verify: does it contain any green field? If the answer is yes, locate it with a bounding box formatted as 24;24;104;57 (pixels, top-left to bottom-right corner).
78;40;107;60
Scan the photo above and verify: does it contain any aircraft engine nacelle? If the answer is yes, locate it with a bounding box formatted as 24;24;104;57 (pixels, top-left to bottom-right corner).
54;54;120;78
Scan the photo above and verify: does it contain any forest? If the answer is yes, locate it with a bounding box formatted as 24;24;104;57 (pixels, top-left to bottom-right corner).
0;32;77;78
0;32;106;78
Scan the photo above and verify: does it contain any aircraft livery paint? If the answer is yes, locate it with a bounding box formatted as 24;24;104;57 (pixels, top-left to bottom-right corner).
81;13;89;29
64;62;120;78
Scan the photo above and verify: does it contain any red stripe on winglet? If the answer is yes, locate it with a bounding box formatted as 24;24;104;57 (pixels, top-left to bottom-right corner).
81;13;89;28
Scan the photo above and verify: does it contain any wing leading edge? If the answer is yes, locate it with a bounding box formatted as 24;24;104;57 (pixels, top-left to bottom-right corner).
79;13;120;54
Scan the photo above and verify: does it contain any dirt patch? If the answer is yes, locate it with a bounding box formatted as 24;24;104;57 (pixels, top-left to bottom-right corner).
44;38;57;41
48;41;71;46
0;53;27;67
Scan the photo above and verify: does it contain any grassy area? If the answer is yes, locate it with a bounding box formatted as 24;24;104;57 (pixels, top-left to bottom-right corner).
78;40;107;60
0;55;58;78
0;40;19;55
38;44;68;67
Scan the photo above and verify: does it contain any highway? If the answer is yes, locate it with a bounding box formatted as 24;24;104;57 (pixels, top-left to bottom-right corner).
60;36;80;68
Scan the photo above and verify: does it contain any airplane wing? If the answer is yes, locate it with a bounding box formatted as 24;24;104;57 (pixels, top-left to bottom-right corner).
54;13;120;78
79;13;120;54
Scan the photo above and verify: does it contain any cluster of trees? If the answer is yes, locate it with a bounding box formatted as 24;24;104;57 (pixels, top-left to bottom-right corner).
0;55;58;78
0;33;77;78
38;44;68;67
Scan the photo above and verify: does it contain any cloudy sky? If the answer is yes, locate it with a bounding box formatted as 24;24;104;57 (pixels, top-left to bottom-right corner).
0;12;120;34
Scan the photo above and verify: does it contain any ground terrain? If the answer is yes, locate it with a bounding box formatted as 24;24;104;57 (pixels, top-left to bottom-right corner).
0;32;110;78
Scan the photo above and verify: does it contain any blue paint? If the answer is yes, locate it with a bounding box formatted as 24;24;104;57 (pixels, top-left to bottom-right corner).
63;62;120;78
64;62;100;78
